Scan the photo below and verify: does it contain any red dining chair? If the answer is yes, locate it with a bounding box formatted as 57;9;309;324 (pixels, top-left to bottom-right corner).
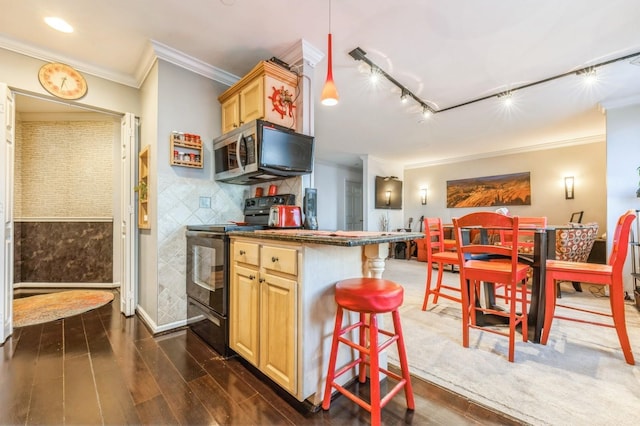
496;216;547;303
498;216;548;255
421;217;462;310
541;210;636;365
453;212;531;362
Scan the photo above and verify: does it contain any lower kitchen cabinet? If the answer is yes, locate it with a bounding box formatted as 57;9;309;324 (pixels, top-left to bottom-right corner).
230;240;298;395
230;235;366;406
229;263;259;365
260;271;297;393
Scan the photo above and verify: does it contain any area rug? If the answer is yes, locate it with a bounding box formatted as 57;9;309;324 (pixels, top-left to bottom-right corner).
381;259;640;426
13;290;114;328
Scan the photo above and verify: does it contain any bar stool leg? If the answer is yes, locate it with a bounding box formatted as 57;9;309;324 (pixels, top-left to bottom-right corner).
369;313;381;426
358;312;367;383
322;306;344;410
392;309;415;409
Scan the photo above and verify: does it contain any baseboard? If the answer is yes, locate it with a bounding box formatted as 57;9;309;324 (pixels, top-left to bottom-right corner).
135;305;187;335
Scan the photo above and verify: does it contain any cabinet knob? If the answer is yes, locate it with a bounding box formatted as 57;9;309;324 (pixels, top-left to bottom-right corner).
239;250;246;255
259;278;265;283
271;256;279;263
249;275;255;280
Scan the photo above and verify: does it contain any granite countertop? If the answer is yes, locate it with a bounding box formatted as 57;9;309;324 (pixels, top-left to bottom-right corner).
229;229;425;247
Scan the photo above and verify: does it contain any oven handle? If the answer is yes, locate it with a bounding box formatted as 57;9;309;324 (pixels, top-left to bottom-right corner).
192;276;216;293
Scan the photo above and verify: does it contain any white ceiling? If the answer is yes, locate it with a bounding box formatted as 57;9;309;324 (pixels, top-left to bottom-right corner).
3;0;640;168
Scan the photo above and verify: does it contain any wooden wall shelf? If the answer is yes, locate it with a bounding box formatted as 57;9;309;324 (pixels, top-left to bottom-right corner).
170;132;203;168
138;145;150;229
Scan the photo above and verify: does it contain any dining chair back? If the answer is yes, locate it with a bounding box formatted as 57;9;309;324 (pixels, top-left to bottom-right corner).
498;216;548;254
453;212;531;362
421;217;462;310
541;210;636;365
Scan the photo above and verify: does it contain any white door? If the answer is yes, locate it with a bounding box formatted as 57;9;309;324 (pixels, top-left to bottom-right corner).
120;113;137;316
345;180;363;231
0;83;15;343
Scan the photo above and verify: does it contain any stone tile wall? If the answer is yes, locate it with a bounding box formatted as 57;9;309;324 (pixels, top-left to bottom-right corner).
14;221;113;283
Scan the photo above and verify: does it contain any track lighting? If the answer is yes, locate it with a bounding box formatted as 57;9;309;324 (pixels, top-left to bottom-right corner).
577;67;597;85
370;66;380;83
400;89;409;103
348;46;640;117
498;91;514;106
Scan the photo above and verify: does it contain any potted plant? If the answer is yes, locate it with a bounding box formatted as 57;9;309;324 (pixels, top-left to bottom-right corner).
134;180;148;200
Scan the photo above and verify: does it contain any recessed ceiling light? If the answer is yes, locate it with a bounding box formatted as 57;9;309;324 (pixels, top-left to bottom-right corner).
44;17;74;33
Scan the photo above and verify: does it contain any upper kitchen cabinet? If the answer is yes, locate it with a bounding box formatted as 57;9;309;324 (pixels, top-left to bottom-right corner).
219;60;298;133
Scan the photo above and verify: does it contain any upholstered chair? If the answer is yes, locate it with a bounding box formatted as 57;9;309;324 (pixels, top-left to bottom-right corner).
554;222;599;294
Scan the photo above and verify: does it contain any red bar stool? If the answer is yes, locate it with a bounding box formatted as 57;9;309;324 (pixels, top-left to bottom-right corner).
322;278;414;425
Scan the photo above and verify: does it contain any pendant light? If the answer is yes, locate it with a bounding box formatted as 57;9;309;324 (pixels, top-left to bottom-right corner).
321;0;339;106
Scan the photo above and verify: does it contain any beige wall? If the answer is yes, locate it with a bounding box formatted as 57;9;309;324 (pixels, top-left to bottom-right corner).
0;48;139;115
15;116;116;218
403;141;607;234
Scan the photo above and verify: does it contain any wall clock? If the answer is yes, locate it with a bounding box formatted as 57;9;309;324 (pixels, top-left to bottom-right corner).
38;63;88;100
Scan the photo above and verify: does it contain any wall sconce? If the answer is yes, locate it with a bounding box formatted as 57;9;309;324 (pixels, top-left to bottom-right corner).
385;190;392;206
564;176;575;199
420;189;427;205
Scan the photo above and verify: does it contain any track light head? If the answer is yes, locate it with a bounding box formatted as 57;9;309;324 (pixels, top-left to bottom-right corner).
577;67;598;85
348;47;367;61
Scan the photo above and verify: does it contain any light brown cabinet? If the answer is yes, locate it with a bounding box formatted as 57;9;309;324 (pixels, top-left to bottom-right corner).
230;240;298;394
219;60;298;133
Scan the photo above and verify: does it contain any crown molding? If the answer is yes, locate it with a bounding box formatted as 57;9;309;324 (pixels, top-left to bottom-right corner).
149;40;239;87
599;94;640;111
0;33;240;89
0;33;138;87
405;134;605;169
277;38;324;68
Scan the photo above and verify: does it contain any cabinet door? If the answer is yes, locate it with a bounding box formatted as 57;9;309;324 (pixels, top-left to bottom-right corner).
221;95;240;134
230;264;259;366
260;272;297;394
240;77;264;124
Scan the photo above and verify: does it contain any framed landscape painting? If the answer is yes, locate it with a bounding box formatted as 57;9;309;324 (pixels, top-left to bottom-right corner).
446;172;531;208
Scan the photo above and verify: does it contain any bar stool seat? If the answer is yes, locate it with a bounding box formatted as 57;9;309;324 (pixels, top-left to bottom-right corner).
322;278;414;426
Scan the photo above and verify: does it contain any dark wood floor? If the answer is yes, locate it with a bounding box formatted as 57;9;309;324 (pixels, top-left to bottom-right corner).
0;293;522;425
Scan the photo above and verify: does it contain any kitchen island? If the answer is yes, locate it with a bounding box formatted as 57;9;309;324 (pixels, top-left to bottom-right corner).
228;230;423;410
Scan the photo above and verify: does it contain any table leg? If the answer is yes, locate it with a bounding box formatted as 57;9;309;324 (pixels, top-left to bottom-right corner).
529;230;553;343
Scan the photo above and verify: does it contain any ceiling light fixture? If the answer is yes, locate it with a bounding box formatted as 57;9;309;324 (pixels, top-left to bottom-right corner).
44;17;74;33
497;91;514;106
400;89;409;103
577;67;598;85
370;66;380;83
349;46;640;116
320;0;339;106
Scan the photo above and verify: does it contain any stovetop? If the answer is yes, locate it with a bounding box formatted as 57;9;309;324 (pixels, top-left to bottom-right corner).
186;224;266;233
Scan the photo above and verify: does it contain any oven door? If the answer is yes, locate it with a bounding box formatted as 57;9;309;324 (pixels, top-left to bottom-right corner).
186;231;228;317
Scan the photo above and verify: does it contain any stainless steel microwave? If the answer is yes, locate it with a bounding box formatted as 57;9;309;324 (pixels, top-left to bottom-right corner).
213;120;314;185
